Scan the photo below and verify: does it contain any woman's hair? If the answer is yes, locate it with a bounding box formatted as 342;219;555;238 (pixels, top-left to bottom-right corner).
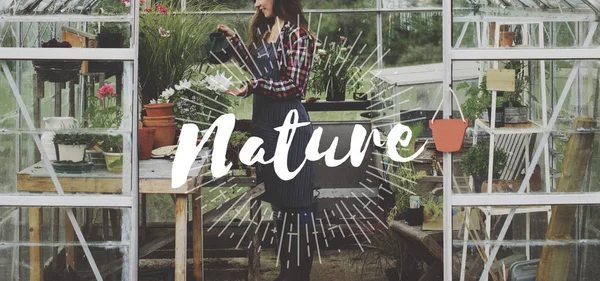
247;0;314;52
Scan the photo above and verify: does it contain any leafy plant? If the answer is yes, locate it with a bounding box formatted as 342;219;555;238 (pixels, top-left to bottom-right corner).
229;131;250;151
461;142;508;178
309;37;363;97
422;196;443;222
171;76;233;130
503;60;531;107
387;122;427;225
101;135;124;153
138;1;219;104
53;133;94;146
457;79;493;122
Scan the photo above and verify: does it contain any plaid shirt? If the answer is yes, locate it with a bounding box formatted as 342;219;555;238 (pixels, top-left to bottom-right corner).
229;21;314;100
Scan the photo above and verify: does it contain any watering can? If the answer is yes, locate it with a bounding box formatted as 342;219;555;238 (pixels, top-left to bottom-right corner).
206;32;231;64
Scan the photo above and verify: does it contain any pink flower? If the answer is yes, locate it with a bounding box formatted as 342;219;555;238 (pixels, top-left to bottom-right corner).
155;4;168;14
98;83;116;100
340;36;347;42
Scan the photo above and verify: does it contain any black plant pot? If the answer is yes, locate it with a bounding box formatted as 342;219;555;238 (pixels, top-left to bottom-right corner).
472;174;487;193
88;33;124;79
487;107;504;128
326;79;346;101
406;207;424;226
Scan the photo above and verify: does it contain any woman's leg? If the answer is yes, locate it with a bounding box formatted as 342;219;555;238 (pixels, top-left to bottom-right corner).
274;207;315;281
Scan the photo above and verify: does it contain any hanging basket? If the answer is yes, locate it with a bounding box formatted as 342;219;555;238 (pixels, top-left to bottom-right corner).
429;89;469;153
32;60;82;83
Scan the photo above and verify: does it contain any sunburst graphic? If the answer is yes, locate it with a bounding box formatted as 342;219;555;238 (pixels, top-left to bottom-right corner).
170;15;419;268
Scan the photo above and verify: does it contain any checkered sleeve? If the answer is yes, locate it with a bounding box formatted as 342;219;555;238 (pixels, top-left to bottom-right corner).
245;28;314;100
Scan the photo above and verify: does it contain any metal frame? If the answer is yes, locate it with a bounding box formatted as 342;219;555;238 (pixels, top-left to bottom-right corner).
0;1;140;280
443;3;600;281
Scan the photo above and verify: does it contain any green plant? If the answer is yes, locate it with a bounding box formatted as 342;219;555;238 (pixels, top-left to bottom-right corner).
101;135;123;153
461;142;508;178
309;37;363;97
53;133;94;146
503;60;531;107
457;79;493;121
387;122;427;225
171;76;234;130
422;196;442;222
138;1;219;104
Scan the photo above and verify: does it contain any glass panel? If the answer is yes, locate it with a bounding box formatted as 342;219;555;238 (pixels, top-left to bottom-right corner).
0;60;134;195
449;60;600;195
0;22;132;48
382;12;443;68
0;0;132;16
451;11;600;49
0;207;131;280
452;204;600;281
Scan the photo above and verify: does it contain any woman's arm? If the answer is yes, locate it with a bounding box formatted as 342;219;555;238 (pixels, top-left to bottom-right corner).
228;35;255;73
244;28;314;100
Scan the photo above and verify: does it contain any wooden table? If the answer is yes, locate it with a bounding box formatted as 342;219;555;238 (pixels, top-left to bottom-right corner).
17;149;210;281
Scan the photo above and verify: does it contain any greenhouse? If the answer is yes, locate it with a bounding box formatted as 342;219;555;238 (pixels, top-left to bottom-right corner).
1;0;600;280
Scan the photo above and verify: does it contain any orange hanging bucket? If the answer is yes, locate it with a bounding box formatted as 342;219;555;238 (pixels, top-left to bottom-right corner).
429;89;469;153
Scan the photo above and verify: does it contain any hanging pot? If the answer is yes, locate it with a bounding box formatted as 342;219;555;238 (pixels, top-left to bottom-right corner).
429;89;469;153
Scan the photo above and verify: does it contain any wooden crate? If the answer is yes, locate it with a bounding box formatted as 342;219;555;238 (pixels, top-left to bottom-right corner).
61;26;97;73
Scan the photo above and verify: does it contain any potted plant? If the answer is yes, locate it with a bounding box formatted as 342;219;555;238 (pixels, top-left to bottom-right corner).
143;85;178;148
33;38;82;83
503;61;531;124
102;135;124;172
83;83;122;169
422;196;443;223
461;142;508;193
53;132;94;162
309;36;362;101
458;78;504;127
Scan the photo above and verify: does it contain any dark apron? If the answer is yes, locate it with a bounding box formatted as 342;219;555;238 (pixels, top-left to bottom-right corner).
251;42;314;210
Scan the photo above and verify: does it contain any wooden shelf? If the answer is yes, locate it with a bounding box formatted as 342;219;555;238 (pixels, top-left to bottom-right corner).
475;119;546;135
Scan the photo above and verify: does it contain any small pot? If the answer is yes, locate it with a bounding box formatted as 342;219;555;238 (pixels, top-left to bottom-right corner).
487;107;504;128
103;152;123;172
149;123;177;148
472;174;487;193
57;144;87;162
143;115;175;127
144;103;174;117
138;128;156;160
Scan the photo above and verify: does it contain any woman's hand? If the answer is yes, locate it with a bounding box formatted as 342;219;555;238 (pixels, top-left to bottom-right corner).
217;24;235;39
226;86;247;97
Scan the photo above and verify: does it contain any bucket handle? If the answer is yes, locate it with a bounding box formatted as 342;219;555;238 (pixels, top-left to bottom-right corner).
431;88;466;124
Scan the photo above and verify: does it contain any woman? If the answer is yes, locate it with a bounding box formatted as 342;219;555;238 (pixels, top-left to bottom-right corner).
218;0;316;280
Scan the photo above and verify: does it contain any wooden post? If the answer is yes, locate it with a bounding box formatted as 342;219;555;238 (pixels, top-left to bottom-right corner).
65;209;76;269
32;74;43;162
536;118;597;281
55;83;61;116
29;207;42;281
69;80;75;117
248;198;262;281
174;195;188;281
193;191;203;281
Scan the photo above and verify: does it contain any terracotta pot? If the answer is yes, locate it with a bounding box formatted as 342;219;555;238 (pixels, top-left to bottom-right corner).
138;128;156;160
149;123;177;148
143;115;175;127
429;118;469;153
144;103;174;117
